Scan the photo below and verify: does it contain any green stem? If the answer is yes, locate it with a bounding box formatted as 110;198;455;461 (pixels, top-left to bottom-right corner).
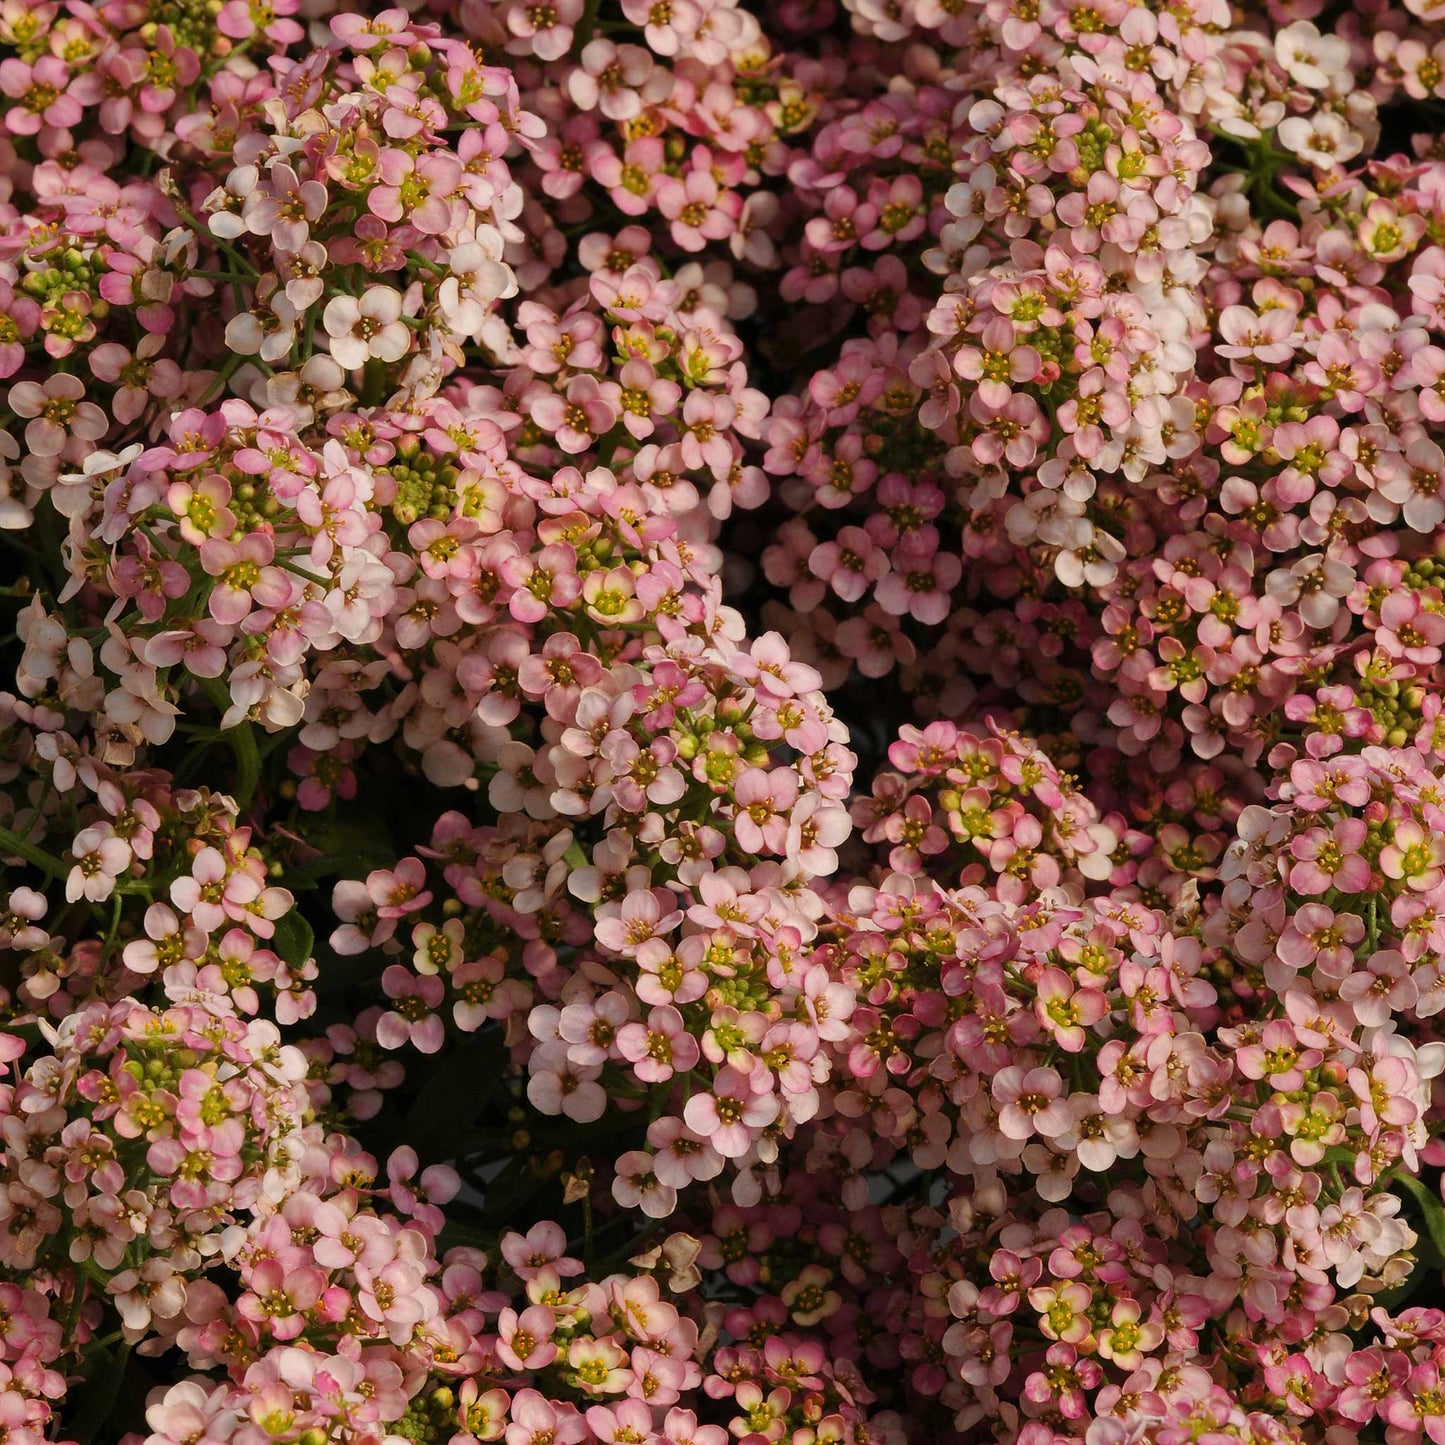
0;824;67;878
360;358;390;407
200;350;249;405
276;556;330;587
572;0;601;54
102;890;124;965
595;422;627;469
171;204;262;279
232;720;262;812
199;679;263;812
137;522;176;558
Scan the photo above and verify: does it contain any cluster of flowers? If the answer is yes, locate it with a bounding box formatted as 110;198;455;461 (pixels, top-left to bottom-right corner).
135;1213;893;1445
851;720;1122;899
11;0;1445;1441
751;0;1445;786
809;748;1445;1433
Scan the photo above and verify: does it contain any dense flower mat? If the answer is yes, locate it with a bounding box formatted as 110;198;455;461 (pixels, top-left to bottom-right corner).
8;0;1445;1441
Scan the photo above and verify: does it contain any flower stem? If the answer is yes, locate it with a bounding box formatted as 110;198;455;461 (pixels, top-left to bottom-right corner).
200;678;264;812
276;556;331;587
574;0;601;52
231;720;263;812
0;824;67;879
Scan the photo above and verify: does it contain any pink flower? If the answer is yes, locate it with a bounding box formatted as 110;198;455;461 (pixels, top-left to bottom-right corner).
507;1391;588;1445
142;1380;243;1443
616;359;681;440
657;164;739;252
595;890;683;958
122;902;202;976
0;56;83;134
368;859;434;920
954;318;1041;410
875;548;962;625
199;533;289;626
808;527;888;603
1275;902;1363;980
66;825;130;902
1034;968;1107;1052
682;1065;779;1157
786;794;851;875
617;1006;700;1083
370;150;463;235
496;1304;559;1370
992;1065;1071;1140
531;375;620;454
8;374;107;456
1380;819;1445;892
1383;1362;1445;1443
244;162;328;252
501;1222;584;1280
376;966;446;1053
356;1251;432;1342
1234;1018;1319;1090
647;1115;725;1187
1217;305;1296;365
1095;1298;1164;1370
452;956;530;1032
218;0;303;41
236;1259;325;1339
611;1151;678;1219
506;0;584;60
732;767;799;854
1288;818;1371;894
568;41;663;121
1028;1280;1094;1344
527;1041;607;1122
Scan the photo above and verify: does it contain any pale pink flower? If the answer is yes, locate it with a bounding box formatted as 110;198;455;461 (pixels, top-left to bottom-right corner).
992;1065;1072;1140
323;286;411;369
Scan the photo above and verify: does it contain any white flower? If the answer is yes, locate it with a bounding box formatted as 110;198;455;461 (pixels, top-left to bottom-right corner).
322;286;411;369
225;292;304;366
1275;21;1352;89
1275;111;1363;170
66;825;131;903
437;232;517;339
0;428;29;528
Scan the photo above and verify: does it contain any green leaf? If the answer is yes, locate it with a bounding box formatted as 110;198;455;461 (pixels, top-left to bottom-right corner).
66;1343;131;1445
308;942;388;995
401;1031;504;1165
278;821;401;890
1391;1172;1445;1266
1372;1273;1427;1315
462;1152;551;1226
272;909;315;969
437;1214;497;1254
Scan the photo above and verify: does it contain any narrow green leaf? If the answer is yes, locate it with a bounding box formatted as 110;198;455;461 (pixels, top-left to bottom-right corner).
66;1343;131;1445
1392;1172;1445;1263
